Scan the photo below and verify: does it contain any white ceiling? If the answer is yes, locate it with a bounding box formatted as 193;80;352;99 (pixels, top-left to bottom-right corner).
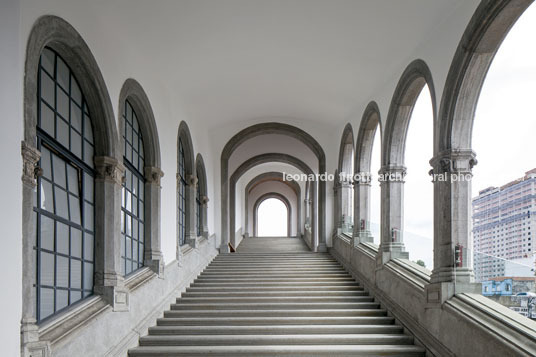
22;0;473;130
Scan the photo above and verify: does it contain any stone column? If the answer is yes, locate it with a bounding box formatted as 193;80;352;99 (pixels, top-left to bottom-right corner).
332;173;341;236
378;165;408;264
201;195;210;238
20;141;49;356
185;174;198;248
144;166;164;277
94;156;129;312
353;172;374;247
425;150;480;306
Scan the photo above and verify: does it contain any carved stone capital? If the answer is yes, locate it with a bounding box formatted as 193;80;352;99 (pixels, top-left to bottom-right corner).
355;172;372;185
430;150;477;175
201;195;210;205
21;141;41;187
144;166;164;186
378;165;406;183
94;156;125;185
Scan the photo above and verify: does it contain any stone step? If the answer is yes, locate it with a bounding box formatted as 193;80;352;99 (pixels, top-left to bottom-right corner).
163;308;385;318
176;295;372;303
129;345;426;356
138;334;414;346
147;324;405;336
201;268;347;273
191;281;361;287
194;277;355;283
181;290;369;297
156;316;396;326
169;302;381;311
199;273;350;279
185;285;364;292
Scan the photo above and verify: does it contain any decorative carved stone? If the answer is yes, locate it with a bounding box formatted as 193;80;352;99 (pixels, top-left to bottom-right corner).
94;156;125;185
201;195;210;205
186;174;198;186
21;141;41;187
145;166;164;186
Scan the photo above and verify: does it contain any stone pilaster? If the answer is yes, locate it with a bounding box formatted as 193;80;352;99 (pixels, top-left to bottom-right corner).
144;166;165;277
353;172;374;247
378;165;408;264
201;195;210;238
185;174;198;248
93;156;129;311
20;141;44;355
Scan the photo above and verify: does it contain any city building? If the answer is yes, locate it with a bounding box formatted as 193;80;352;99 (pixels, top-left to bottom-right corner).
473;169;536;282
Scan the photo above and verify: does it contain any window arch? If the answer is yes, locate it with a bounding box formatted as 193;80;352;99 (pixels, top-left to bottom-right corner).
23;15;120;331
177;121;195;250
118;78;163;275
196;154;208;238
120;100;145;275
35;47;96;321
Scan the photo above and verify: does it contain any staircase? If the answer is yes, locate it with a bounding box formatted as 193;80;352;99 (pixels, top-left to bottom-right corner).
129;237;425;356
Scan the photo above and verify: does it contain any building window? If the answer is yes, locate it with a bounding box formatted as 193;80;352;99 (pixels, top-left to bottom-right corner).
196;172;201;237
35;47;95;322
178;139;186;245
121;100;145;275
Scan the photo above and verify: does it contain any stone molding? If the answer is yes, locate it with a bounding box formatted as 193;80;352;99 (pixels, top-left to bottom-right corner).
21;141;41;187
94;156;125;185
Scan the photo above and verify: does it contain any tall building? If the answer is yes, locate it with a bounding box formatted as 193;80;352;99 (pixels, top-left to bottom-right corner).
473;169;536;282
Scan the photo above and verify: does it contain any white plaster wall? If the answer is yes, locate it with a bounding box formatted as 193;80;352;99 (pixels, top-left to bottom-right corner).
0;1;23;355
248;181;298;236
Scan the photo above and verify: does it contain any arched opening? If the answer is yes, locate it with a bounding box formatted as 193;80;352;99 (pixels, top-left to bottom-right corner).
370;126;381;244
221;122;326;252
469;3;536;312
256;197;290;237
404;84;434;270
355;102;382;246
382;59;436;264
337;124;354;235
435;0;534;287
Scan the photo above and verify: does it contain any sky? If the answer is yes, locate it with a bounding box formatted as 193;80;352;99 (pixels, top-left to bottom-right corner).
257;198;288;236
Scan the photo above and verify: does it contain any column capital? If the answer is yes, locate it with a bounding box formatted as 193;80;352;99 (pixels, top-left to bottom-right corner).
355;171;372;185
201;195;210;205
144;166;164;186
21;141;41;187
379;165;406;183
94;156;125;185
429;149;477;175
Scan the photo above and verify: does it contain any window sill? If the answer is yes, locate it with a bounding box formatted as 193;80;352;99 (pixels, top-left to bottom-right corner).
181;244;194;255
385;258;431;290
38;295;110;345
124;267;155;292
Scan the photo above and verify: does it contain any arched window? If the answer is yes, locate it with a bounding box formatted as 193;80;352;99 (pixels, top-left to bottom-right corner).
178;138;186;246
195;154;208;239
35;47;95;321
121;100;145;275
